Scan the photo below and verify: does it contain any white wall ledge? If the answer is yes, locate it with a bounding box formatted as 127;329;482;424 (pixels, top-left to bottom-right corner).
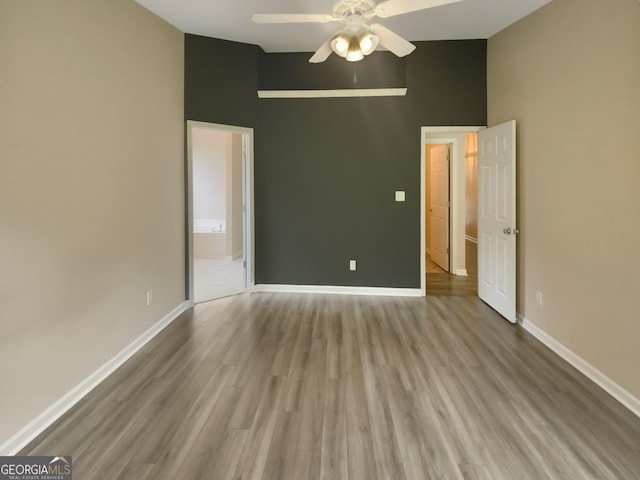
257;88;407;99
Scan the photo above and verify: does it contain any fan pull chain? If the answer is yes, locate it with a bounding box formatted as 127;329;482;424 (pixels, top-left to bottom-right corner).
353;64;358;84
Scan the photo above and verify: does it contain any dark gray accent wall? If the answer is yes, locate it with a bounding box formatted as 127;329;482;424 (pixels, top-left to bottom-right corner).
185;35;486;289
258;51;406;90
405;40;487;126
185;35;260;126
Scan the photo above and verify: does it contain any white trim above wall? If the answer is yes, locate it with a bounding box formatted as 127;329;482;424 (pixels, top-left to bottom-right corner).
257;88;407;99
0;301;191;456
519;317;640;419
254;284;422;297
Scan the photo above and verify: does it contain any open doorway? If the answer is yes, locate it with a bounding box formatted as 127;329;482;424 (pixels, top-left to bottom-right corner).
186;121;254;304
421;127;481;296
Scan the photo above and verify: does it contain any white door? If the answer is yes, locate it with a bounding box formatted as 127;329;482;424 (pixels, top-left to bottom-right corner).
478;121;517;323
430;144;450;271
241;134;249;290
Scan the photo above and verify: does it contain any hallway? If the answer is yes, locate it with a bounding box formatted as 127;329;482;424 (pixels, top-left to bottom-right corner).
427;240;478;296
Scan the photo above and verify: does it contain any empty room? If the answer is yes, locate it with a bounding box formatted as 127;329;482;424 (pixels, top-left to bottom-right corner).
1;0;639;479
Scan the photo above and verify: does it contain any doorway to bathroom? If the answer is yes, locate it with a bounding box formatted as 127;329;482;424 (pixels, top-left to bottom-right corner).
186;121;254;304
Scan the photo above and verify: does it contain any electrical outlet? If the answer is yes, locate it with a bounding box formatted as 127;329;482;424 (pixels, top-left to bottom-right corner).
536;291;543;306
146;290;153;307
349;260;357;271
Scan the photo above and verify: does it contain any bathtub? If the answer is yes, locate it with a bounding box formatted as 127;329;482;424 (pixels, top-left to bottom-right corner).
194;219;227;258
194;218;226;233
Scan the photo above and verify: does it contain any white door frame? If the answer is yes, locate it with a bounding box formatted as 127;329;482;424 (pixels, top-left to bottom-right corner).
420;126;484;296
186;120;255;306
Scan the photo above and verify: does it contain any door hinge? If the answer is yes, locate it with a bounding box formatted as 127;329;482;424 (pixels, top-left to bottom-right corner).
447;201;451;208
447;247;450;254
243;261;247;269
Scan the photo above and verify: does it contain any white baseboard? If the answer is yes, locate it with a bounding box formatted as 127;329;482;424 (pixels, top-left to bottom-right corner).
519;317;640;419
223;251;243;261
253;284;423;297
455;269;468;276
0;301;190;456
465;235;478;244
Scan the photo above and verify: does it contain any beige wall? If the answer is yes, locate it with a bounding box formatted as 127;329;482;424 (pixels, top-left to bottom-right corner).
488;0;640;399
0;0;184;446
192;128;229;223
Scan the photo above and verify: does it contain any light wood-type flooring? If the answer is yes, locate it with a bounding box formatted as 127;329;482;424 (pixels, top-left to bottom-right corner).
427;240;478;297
22;293;640;479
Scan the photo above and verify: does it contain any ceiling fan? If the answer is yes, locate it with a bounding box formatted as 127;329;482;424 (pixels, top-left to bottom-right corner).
252;0;463;63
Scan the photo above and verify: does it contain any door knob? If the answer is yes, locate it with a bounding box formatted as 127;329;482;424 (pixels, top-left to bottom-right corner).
503;228;520;235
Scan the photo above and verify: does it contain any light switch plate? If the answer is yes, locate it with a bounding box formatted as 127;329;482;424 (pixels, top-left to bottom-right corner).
395;191;406;202
349;260;357;271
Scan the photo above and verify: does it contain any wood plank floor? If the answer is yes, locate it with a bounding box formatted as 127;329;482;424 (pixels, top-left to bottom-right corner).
427;240;478;297
22;293;640;479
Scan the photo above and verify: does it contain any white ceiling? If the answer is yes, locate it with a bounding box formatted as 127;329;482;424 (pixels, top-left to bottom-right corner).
135;0;551;53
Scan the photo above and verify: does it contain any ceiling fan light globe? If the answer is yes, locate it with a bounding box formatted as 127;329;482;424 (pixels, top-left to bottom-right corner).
330;33;350;57
346;50;365;62
335;38;349;53
359;32;379;56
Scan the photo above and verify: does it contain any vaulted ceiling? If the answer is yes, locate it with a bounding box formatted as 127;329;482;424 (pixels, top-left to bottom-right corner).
135;0;551;53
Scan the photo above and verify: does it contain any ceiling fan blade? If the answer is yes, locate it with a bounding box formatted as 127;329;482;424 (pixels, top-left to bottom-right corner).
252;13;336;24
309;39;333;63
374;0;462;18
369;24;416;57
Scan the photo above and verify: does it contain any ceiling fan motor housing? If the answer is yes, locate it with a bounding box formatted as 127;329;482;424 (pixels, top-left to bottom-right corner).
333;0;377;22
330;0;382;61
